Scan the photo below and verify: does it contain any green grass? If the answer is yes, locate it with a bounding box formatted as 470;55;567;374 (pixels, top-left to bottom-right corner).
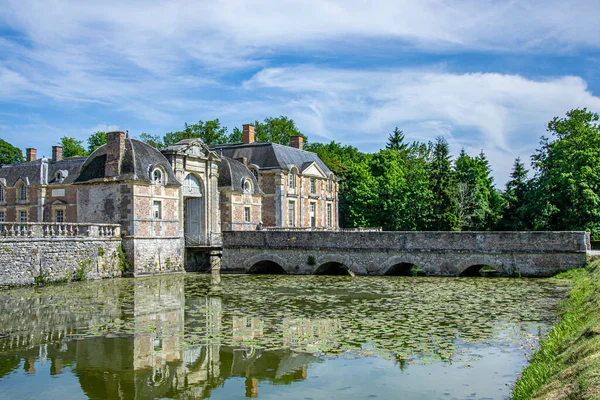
512;260;600;400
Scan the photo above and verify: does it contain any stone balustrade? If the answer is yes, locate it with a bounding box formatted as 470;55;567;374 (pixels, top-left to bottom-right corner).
0;222;121;238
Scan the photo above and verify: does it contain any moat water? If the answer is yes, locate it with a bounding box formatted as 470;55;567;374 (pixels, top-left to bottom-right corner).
0;274;569;400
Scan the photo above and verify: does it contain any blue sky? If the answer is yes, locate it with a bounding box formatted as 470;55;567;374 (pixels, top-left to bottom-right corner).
1;0;600;185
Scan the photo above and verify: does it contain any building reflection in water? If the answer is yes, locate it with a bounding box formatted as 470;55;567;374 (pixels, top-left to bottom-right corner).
0;276;342;399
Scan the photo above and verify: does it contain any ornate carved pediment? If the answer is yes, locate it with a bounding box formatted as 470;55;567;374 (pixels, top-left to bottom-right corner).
162;139;215;159
181;141;211;157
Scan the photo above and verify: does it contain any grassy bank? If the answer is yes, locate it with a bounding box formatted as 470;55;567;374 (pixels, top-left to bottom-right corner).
512;259;600;399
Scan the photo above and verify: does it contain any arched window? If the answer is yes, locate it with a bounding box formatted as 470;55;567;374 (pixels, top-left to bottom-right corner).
183;174;202;196
288;170;296;189
327;177;333;192
152;168;163;184
19;183;27;201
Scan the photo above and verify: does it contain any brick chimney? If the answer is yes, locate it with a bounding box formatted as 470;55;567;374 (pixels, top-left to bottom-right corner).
105;131;125;177
242;124;255;144
26;148;37;162
290;135;304;150
52;146;63;162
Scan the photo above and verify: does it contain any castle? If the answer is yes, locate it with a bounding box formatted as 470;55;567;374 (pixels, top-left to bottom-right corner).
0;127;338;275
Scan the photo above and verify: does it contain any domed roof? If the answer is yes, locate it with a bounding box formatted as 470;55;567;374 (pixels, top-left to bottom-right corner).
75;138;179;185
218;156;262;195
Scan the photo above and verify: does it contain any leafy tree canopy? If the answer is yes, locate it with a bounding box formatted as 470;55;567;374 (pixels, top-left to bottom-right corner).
254;116;306;146
87;131;107;154
59;137;87;157
0;139;24;165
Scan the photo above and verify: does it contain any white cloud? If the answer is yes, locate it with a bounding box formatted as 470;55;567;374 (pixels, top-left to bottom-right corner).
243;66;600;184
1;0;600;186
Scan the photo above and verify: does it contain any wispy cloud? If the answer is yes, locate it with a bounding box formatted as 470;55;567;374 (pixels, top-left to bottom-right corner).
1;0;599;185
243;66;600;184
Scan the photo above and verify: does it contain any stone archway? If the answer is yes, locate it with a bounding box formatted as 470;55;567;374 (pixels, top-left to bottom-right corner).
457;256;505;277
245;253;290;274
248;260;287;274
314;254;361;276
183;174;204;245
380;255;426;276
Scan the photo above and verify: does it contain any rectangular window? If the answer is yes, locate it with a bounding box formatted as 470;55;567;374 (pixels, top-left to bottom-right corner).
0;186;3;202
327;204;332;227
20;185;27;201
310;177;316;194
0;211;4;222
310;202;316;227
55;209;64;223
153;201;162;219
327;178;332;192
288;201;295;227
19;210;27;223
244;207;251;222
288;173;295;189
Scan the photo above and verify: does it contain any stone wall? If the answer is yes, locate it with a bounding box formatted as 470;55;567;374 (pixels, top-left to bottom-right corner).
222;231;591;277
0;223;123;286
123;236;185;276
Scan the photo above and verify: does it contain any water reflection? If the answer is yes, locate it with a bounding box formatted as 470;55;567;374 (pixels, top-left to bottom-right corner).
0;274;570;399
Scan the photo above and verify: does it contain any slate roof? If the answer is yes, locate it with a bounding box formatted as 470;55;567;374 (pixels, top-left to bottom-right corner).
217;156;263;195
211;142;333;176
0;157;86;187
74;138;179;185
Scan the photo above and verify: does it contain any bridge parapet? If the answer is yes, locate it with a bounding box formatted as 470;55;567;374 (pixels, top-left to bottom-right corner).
222;231;590;277
224;231;590;253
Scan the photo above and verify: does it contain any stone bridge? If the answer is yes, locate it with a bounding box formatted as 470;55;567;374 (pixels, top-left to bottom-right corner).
221;231;591;277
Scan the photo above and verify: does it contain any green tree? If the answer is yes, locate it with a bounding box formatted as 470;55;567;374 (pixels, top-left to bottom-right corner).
498;157;530;230
228;127;243;143
342;157;379;228
428;137;459;230
60;137;87;157
138;133;164;149
0;139;24;165
254;116;306;146
529;108;600;237
163;119;229;147
87;131;107;153
454;149;502;230
386;127;407;152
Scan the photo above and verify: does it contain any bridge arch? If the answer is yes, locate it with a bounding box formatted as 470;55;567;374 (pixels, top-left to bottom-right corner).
457;256;505;277
314;254;359;276
380;255;426;276
245;253;289;274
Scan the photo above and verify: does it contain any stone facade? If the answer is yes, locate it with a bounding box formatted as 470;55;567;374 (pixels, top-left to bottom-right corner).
222;231;591;277
212;125;339;230
0;222;122;286
75;132;185;276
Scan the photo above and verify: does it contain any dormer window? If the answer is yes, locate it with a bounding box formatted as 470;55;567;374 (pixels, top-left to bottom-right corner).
243;179;252;193
327;177;333;192
152;168;163;185
19;183;27;201
288;170;296;188
251;169;258;180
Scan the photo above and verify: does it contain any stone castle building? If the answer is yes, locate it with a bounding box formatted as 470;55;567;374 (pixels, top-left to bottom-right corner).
212;125;339;229
0;128;338;275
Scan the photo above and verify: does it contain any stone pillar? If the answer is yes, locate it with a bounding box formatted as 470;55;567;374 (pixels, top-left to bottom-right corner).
209;250;222;285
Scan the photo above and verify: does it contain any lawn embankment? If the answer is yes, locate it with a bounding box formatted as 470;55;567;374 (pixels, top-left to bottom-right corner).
512;259;600;399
